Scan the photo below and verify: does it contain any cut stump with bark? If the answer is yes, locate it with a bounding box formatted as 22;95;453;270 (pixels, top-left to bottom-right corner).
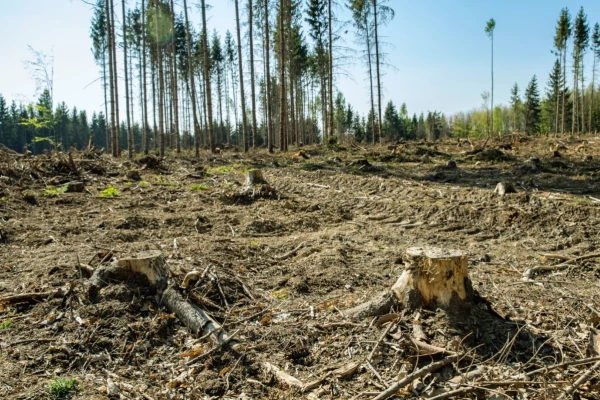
347;247;474;319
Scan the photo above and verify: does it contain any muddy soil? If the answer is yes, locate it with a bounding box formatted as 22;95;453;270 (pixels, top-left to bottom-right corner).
1;135;600;399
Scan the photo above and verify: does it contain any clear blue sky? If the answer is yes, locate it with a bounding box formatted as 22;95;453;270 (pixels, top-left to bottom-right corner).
1;0;599;121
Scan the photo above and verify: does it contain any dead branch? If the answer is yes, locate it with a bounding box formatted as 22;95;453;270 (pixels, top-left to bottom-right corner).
557;360;600;399
524;252;600;279
372;354;463;400
0;290;63;304
272;242;306;261
263;362;304;389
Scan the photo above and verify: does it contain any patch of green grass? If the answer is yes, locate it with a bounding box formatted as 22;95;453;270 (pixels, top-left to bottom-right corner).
139;180;149;186
250;240;259;247
43;186;67;197
300;162;325;172
47;377;77;399
207;165;234;174
190;184;211;191
0;319;13;329
98;185;120;198
271;288;289;300
0;196;5;201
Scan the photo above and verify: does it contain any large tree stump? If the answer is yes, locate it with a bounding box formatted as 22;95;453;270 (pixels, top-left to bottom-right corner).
348;247;474;319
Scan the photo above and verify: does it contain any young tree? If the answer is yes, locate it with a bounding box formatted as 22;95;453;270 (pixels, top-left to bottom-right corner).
545;60;562;135
485;19;496;137
524;75;541;135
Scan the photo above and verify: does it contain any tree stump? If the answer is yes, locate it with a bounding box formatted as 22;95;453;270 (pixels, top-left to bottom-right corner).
392;247;473;310
347;247;474;319
246;169;267;185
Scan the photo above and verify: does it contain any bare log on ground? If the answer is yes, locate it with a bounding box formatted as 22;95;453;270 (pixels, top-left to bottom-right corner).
347;247;473;319
0;290;64;304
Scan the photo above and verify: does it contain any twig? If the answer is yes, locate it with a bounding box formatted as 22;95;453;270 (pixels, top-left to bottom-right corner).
368;322;395;362
557;360;600;399
372;354;463;400
272;242;306;261
186;329;240;366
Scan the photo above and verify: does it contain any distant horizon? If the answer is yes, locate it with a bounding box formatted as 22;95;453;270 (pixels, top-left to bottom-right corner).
1;0;600;122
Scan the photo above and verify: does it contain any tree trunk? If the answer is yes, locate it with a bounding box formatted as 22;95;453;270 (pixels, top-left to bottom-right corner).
102;34;110;152
110;0;120;156
106;0;117;157
156;1;165;158
555;51;561;137
122;0;133;159
265;0;274;153
235;0;249;152
581;59;586;133
170;0;180;153
366;18;376;145
373;0;383;144
201;0;215;153
591;50;597;133
328;0;334;140
183;0;200;157
279;0;287;151
562;43;567;135
248;0;258;149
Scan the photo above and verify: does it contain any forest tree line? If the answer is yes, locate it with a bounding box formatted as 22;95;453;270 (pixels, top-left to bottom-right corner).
1;4;600;155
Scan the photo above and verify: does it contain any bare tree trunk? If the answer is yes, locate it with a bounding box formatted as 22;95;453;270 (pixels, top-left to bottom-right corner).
581;59;586;133
141;0;149;154
170;0;180;152
555;50;561;137
327;0;334;140
234;0;249;152
279;0;287;151
248;0;258;149
182;0;200;158
373;0;383;144
573;62;579;135
109;0;120;156
201;0;215;153
102;35;110;152
122;0;133;159
562;44;567;135
265;0;274;153
365;18;376;145
591;48;597;133
106;0;117;156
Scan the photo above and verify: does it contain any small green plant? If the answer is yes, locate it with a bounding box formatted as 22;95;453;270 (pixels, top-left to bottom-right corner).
99;185;120;198
0;319;12;329
154;176;177;186
271;288;289;300
43;186;67;197
250;240;259;247
47;377;77;399
190;184;211;191
139;180;149;186
0;196;5;201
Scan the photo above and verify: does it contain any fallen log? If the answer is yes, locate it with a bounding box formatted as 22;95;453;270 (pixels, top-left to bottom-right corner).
0;290;64;304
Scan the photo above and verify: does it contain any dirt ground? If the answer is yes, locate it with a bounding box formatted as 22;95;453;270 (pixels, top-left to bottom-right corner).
1;135;600;400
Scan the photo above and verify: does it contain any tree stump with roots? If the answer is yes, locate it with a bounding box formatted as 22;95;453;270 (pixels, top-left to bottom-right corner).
347;247;474;319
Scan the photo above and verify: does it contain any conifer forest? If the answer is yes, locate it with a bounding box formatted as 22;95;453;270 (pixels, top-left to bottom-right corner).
2;1;600;399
